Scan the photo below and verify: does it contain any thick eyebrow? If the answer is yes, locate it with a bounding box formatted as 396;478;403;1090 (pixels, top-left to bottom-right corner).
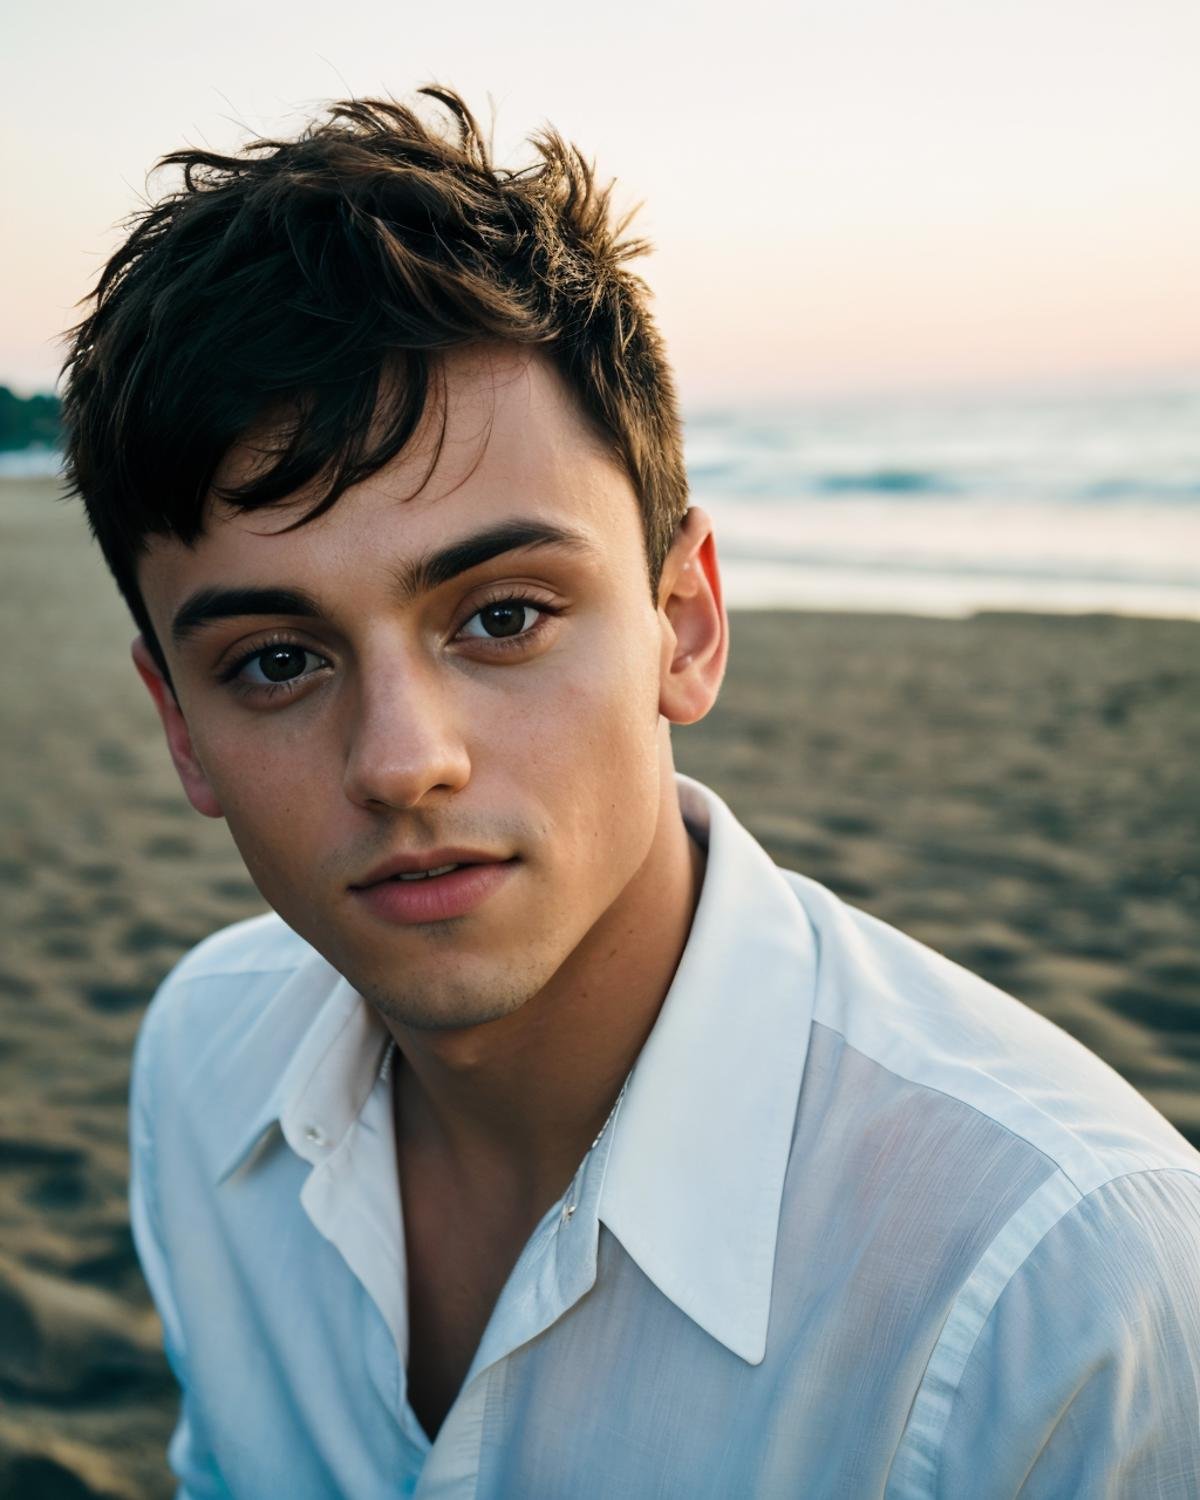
172;587;322;645
389;519;594;604
170;519;593;644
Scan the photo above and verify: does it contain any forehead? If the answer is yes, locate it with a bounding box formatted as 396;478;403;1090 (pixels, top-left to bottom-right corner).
137;348;641;626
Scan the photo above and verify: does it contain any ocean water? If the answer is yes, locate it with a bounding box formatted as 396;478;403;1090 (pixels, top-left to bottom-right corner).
7;382;1199;619
687;383;1200;619
0;447;61;479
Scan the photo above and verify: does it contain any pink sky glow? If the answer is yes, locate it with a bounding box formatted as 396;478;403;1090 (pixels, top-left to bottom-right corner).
4;0;1199;401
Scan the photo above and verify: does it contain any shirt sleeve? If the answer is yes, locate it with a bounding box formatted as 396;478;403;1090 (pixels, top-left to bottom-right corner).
129;1005;234;1500
932;1168;1200;1499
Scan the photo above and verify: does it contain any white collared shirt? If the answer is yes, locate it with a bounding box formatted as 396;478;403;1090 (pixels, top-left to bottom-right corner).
130;776;1200;1498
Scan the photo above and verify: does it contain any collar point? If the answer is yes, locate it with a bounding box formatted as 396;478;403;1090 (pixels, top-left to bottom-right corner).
700;1313;770;1368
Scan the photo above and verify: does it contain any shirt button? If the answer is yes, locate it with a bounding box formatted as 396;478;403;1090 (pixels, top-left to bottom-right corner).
560;1202;577;1225
303;1124;325;1145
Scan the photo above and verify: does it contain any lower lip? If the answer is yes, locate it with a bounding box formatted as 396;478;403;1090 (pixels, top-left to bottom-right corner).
352;860;517;925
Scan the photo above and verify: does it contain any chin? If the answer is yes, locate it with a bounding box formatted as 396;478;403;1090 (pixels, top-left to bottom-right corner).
360;980;534;1034
346;941;553;1033
309;893;582;1035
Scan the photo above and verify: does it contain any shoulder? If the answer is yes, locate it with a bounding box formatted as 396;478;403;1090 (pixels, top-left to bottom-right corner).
130;912;336;1155
764;865;1200;1493
140;910;316;1035
957;1163;1200;1359
161;909;314;986
135;912;313;1069
887;1165;1200;1498
778;867;1200;1193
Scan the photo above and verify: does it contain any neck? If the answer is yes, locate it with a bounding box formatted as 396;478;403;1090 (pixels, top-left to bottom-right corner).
389;775;705;1212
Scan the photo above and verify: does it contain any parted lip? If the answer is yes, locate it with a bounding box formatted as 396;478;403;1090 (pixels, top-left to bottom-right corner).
349;848;512;889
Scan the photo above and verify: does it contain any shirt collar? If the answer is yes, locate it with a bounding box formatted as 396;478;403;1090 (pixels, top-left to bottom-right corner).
214;955;389;1183
598;775;817;1366
212;776;818;1369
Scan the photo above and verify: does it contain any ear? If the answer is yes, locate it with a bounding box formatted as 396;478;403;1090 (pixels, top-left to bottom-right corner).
656;507;729;726
131;636;224;819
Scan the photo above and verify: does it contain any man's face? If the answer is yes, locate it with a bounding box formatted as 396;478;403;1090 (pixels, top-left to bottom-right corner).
137;350;680;1030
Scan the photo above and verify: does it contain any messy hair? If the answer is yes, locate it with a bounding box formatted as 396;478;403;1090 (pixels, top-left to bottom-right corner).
60;87;688;663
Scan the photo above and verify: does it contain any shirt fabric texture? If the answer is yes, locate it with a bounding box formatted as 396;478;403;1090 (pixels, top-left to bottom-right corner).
129;775;1200;1498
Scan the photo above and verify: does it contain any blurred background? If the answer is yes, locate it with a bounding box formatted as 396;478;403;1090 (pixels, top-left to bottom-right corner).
2;1;1198;1494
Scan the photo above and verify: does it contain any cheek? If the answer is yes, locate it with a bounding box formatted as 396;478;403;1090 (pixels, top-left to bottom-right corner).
192;722;332;887
506;627;663;864
512;617;658;761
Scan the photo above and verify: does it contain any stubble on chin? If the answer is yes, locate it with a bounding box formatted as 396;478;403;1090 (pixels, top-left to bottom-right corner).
349;947;552;1035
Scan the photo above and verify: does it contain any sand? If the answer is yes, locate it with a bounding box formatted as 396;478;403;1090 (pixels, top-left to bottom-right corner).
2;474;1198;1497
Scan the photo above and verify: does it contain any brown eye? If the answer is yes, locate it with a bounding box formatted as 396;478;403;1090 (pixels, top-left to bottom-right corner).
479;602;527;637
260;646;307;681
234;643;325;687
460;601;541;641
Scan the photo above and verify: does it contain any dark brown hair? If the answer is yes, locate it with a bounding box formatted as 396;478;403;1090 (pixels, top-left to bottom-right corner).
60;87;687;664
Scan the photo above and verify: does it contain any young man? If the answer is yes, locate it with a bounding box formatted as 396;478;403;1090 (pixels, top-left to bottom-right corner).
64;90;1199;1498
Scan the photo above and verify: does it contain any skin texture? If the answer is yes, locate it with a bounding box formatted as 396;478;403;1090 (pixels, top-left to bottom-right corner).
133;345;728;1435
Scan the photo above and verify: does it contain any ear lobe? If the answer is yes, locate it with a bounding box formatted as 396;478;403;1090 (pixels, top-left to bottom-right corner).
657;508;729;727
131;636;224;819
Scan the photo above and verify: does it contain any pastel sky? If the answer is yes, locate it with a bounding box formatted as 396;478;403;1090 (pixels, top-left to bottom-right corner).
4;0;1199;401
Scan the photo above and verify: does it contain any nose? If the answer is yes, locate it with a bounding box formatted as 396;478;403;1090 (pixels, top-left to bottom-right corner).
341;650;472;812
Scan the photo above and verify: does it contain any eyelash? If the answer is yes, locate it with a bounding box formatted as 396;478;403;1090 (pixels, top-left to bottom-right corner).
459;588;562;653
216;592;562;699
217;632;326;700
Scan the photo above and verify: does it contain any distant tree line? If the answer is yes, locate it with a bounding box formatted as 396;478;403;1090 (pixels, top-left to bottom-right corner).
0;387;60;451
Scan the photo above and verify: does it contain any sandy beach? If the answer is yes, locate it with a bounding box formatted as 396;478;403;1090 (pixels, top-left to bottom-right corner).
2;474;1198;1496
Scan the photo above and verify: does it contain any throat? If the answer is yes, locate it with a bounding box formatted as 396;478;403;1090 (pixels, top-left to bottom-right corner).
399;1137;545;1441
